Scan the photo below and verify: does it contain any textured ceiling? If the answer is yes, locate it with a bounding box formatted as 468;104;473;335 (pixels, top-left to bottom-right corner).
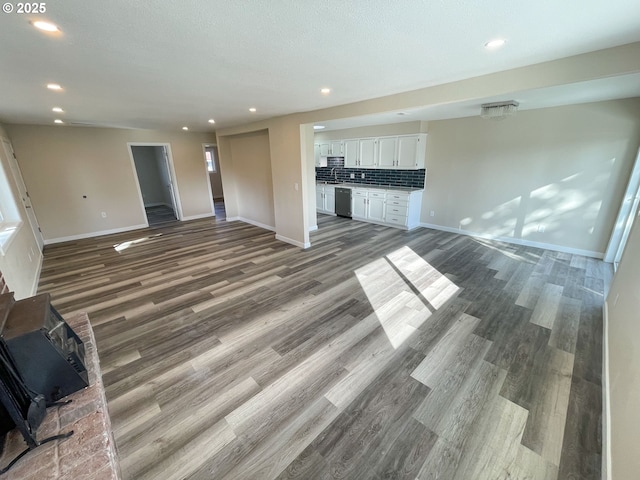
1;0;640;131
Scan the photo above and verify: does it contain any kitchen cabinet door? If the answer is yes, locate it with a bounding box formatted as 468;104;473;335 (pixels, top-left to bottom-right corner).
318;142;331;157
316;186;325;212
397;134;426;169
314;144;321;167
324;187;335;213
344;139;359;167
359;138;377;168
377;136;397;168
367;196;386;222
330;141;343;157
352;195;367;219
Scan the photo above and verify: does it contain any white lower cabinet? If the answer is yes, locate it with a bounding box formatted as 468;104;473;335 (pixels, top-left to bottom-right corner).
352;189;368;219
316;185;336;214
367;191;386;222
348;187;423;230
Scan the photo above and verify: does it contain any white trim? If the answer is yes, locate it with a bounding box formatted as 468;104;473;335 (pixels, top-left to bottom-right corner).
309;225;318;232
602;300;612;480
182;213;215;221
44;224;148;245
275;234;311;249
226;216;275;232
419;222;604;258
30;250;43;296
126;144;151;228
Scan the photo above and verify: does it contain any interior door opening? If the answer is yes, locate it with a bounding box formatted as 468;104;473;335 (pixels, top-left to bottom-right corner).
204;144;225;220
129;144;181;226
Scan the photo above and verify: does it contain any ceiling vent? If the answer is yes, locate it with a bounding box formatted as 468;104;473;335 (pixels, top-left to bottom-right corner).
480;101;519;120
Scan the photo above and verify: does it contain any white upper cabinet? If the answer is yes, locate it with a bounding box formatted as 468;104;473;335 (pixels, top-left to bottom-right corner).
330;140;343;156
397;134;426;169
359;138;377;168
318;142;331;157
377;136;398;168
344;139;359;167
314;143;321;166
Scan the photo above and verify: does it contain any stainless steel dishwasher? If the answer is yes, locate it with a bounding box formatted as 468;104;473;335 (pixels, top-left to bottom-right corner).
335;187;352;218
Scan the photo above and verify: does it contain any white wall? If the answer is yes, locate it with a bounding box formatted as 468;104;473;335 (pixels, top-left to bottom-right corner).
422;99;640;256
223;130;275;229
0;123;41;298
606;210;640;479
6;125;216;242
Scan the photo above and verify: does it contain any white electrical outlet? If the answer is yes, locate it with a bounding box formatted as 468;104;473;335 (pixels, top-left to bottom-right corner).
101;211;107;218
361;173;365;179
294;183;299;191
430;210;435;217
350;173;355;179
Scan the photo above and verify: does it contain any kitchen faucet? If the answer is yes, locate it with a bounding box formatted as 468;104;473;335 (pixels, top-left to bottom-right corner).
330;167;339;182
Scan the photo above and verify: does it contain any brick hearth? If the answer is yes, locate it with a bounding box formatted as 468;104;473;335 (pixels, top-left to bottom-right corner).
0;312;120;479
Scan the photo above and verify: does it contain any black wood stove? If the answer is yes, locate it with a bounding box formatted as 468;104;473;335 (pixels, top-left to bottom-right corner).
0;292;89;474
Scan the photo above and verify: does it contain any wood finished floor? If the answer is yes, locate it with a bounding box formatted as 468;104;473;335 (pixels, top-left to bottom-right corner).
38;214;609;480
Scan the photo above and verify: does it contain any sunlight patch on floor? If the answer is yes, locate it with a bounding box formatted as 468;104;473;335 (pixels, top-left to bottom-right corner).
355;246;460;348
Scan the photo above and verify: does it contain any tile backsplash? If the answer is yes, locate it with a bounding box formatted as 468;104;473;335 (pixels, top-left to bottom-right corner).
316;157;425;188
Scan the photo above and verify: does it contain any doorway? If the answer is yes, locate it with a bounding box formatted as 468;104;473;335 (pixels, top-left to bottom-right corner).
203;144;225;219
128;144;182;226
605;146;640;269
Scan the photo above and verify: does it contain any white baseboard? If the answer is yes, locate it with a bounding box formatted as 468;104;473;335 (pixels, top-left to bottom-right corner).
182;212;215;221
226;216;276;232
44;224;149;245
602;300;612;480
419;223;604;259
309;225;318;232
275;234;311;249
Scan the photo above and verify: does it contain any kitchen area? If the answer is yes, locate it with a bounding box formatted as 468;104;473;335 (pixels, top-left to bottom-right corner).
315;130;427;230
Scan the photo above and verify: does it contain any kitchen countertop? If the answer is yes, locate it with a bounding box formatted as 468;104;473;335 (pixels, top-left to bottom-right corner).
316;181;423;193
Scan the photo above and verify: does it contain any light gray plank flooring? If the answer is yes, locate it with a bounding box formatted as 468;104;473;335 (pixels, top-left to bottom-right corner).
37;214;609;479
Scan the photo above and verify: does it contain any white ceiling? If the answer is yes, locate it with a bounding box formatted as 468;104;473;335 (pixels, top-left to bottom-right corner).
1;0;640;131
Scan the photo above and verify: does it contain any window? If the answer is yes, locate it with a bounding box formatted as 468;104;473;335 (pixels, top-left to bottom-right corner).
205;149;217;173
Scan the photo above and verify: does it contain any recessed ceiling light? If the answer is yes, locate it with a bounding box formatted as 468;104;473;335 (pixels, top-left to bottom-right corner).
485;39;506;49
249;107;257;113
54;119;63;124
208;119;215;124
182;126;189;131
397;112;408;116
47;83;62;91
313;125;326;130
32;21;60;32
52;107;64;113
320;88;331;95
